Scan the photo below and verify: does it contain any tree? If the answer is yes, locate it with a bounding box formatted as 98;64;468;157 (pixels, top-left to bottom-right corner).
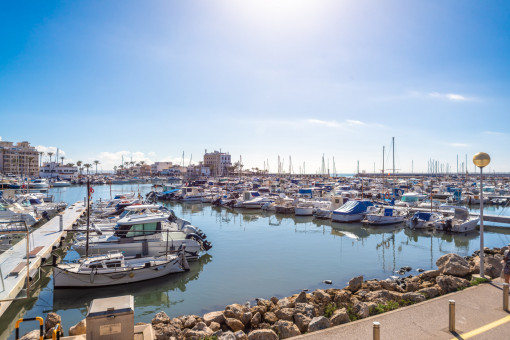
77;161;83;176
27;156;35;177
113;166;117;174
47;152;54;164
139;161;145;165
60;156;65;165
94;160;100;174
67;163;75;167
38;151;44;168
83;163;92;175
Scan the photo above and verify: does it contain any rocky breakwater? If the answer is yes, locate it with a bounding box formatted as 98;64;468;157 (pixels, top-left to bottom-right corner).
146;247;503;340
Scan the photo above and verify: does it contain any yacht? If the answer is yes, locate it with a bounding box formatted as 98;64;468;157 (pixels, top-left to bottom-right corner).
407;211;442;229
53;250;189;288
72;214;211;260
30;178;49;189
435;208;479;233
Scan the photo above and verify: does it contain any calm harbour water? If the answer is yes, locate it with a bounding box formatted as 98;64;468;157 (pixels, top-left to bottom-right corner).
3;183;510;339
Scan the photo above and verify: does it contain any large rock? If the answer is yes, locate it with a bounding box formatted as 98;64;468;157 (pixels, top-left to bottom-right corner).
473;255;504;279
436;253;470;277
294;291;308;304
219;331;236;340
226;318;245;332
436;275;470;293
418;287;439;299
183;322;213;339
204;311;225;326
293;313;311;333
277;297;294;309
330;308;350;326
314;289;331;303
251;305;267;316
184;315;199;329
152;311;171;325
20;330;41;340
273;320;301;339
364;280;382;291
380;280;401;292
308;316;331;332
275;308;294;322
241;312;253;327
153;323;183;340
333;290;352;306
225;305;245;321
250;312;262;329
247;329;279;340
263;312;278;324
402;292;426;303
45;313;61;334
353;302;370;319
234;330;249;340
294;303;316;318
69;319;86;336
365;290;392;304
348;275;363;292
210;322;221;332
420;270;440;280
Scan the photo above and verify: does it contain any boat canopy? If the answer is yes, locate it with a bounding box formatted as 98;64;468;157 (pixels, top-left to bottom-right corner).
333;200;373;215
161;189;180;195
412;212;433;221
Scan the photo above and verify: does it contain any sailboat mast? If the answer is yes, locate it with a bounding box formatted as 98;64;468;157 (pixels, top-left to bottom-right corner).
392;137;395;175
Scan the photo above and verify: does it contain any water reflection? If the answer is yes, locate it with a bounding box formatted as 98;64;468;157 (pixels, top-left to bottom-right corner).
52;254;212;311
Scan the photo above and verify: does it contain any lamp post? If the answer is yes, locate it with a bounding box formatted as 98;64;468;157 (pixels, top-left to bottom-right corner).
473;152;491;277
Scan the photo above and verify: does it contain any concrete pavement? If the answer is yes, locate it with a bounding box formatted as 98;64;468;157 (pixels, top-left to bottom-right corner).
295;279;510;339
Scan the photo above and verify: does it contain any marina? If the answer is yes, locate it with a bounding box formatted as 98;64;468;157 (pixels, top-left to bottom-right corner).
1;179;510;339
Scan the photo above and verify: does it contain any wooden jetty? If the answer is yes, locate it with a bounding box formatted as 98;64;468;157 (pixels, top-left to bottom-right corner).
0;202;87;319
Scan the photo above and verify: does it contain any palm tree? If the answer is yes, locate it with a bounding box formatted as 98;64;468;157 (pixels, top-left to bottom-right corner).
76;161;83;176
140;161;145;166
38;151;44;168
67;163;75;167
47;152;54;164
113;166;118;174
84;163;92;175
27;156;35;177
60;156;65;165
94;160;100;174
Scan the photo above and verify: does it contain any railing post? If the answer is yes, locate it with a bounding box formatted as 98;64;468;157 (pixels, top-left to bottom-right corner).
373;321;380;340
59;214;63;232
449;300;455;332
503;283;509;311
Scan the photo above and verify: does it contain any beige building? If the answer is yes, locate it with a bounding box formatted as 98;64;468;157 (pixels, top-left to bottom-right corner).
203;150;231;176
0;141;40;177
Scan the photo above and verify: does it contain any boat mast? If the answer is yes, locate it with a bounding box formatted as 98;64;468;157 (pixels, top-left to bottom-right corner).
392;137;395;175
86;178;90;258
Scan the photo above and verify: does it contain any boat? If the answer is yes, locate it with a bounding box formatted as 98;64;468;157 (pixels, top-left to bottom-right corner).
435;208;479;233
51;180;71;187
332;200;375;223
294;200;315;216
242;196;275;209
53;250;189;288
363;206;408;225
406;211;442;229
72;214;211;260
30;178;49;189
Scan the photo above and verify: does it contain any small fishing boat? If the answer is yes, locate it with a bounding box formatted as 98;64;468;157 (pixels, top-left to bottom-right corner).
53;250;189;288
332;200;374;223
363;206;408;225
435;208;479;233
406;211;442;229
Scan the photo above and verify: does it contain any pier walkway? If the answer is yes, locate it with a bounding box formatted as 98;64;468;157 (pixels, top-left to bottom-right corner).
0;202;86;319
296;279;510;340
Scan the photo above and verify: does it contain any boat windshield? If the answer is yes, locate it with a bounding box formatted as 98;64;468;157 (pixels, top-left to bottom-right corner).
401;195;419;203
116;222;161;238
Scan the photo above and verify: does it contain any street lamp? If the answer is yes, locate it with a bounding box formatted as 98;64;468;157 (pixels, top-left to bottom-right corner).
473;152;490;277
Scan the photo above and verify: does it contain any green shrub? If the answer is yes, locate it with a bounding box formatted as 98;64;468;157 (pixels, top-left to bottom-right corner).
399;299;415;307
369;301;400;315
470;277;490;286
346;305;358;321
324;303;337;318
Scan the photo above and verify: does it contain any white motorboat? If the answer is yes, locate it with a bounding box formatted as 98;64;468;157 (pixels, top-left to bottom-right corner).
363;206;408;225
52;180;71;187
435;208;479;233
295;201;314;216
332;200;375;223
30;178;49;189
0;201;38;226
242;196;275;209
72;214;211;260
406;211;442;229
53;251;189;288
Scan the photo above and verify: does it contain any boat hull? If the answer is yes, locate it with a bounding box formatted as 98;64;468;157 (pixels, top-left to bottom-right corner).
332;213;364;222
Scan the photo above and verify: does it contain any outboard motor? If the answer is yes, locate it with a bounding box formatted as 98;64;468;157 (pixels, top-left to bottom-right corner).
445;218;453;232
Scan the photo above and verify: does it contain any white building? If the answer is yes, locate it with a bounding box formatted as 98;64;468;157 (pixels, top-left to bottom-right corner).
40;162;79;180
151;162;173;175
203;150;231;176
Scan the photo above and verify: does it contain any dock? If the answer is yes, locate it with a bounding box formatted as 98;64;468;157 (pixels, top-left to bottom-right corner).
410;207;510;225
0;202;87;319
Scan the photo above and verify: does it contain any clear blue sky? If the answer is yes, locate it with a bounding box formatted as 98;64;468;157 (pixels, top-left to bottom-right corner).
1;0;509;173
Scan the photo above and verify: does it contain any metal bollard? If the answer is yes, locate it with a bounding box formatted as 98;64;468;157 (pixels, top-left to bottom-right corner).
449;300;455;332
504;283;509;311
373;321;380;340
59;214;63;232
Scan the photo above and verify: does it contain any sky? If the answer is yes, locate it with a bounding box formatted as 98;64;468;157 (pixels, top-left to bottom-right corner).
1;0;510;173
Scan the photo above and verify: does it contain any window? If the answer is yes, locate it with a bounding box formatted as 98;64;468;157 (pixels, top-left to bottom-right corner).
105;261;122;268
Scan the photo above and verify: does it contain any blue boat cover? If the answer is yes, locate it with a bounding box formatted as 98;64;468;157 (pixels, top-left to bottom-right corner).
160;189;180;195
384;208;394;216
333;200;374;215
413;212;432;221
